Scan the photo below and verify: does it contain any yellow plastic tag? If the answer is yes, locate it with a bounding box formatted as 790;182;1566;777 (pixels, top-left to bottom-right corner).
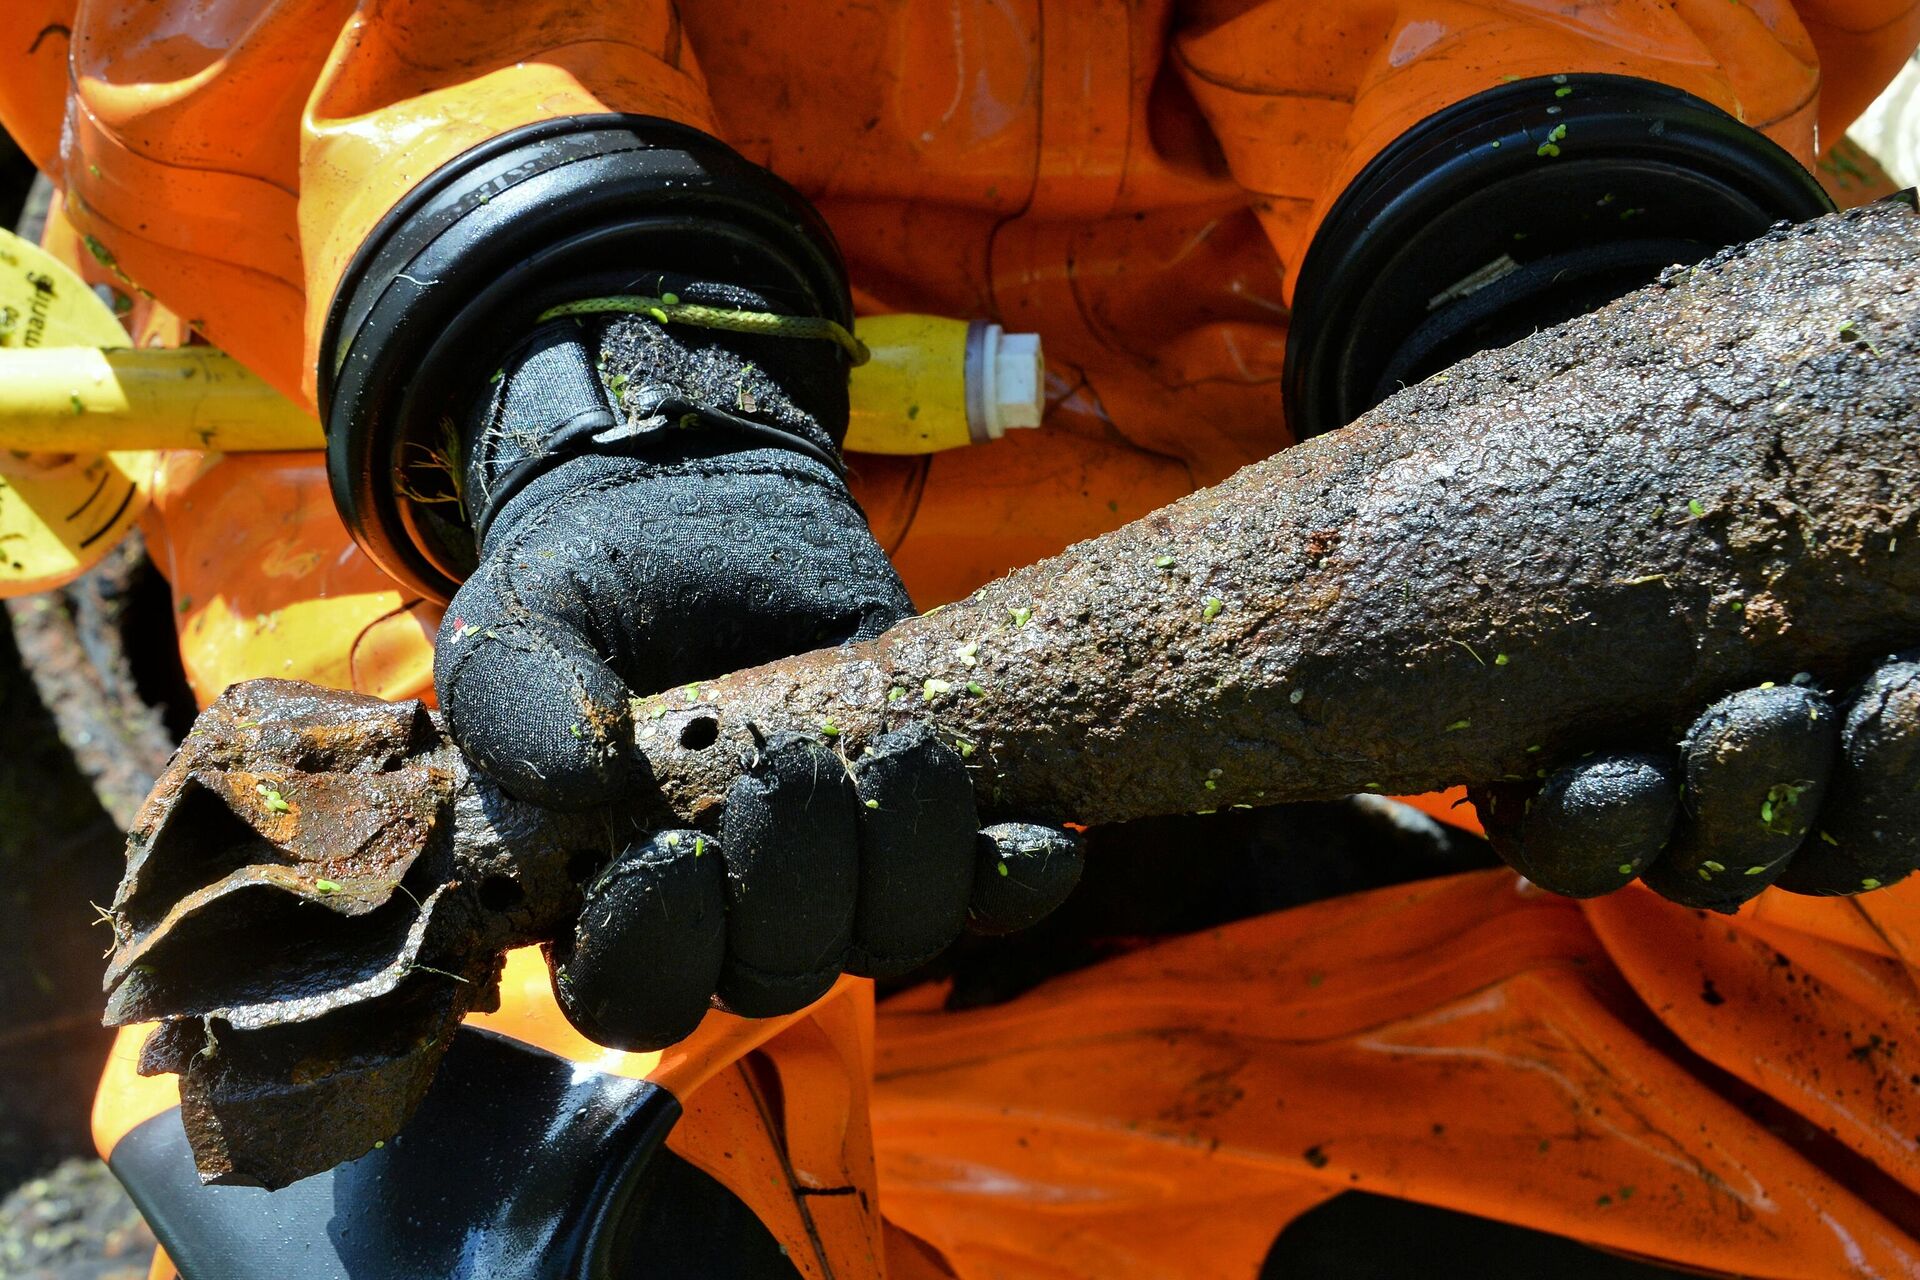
0;227;155;597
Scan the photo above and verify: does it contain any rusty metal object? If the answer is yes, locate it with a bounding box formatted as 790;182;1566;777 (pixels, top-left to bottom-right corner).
104;680;619;1187
107;203;1920;1187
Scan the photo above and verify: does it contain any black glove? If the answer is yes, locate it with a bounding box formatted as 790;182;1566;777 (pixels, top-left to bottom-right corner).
434;283;1081;1047
436;280;906;808
1473;652;1920;912
551;733;1083;1047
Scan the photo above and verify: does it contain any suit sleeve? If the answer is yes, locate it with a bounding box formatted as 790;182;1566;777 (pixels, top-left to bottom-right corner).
1170;0;1846;298
0;1;77;177
23;0;715;408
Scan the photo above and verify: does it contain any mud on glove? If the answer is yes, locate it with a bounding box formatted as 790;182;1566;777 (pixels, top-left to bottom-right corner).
434;282;1081;1047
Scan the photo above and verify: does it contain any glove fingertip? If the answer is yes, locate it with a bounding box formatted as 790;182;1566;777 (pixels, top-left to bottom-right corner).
967;823;1084;937
846;725;978;977
714;958;840;1019
549;830;725;1051
1644;684;1837;912
1775;656;1920;896
1475;753;1678;898
435;612;639;810
716;735;857;1014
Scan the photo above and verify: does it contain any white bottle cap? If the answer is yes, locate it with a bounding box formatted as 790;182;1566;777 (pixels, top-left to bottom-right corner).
968;323;1045;441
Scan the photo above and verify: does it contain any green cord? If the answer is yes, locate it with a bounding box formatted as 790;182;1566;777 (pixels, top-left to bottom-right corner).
538;294;870;365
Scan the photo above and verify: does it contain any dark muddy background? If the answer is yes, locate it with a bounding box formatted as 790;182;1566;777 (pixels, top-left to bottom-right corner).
0;607;156;1279
1;130;157;1280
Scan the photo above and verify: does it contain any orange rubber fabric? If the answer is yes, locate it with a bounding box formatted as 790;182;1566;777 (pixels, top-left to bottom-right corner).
92;871;1920;1279
90;972;898;1280
0;0;712;410
17;3;1920;1277
870;871;1920;1279
137;449;442;707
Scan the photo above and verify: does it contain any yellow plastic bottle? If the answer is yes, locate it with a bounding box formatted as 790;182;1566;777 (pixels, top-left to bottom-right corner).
845;315;1043;455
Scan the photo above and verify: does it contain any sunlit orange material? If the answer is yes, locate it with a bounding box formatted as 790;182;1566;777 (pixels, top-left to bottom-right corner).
445;870;1920;1279
1175;1;1829;294
1801;0;1920;138
671;1057;882;1280
871;872;1920;1279
1392;783;1483;835
92;956;895;1278
20;2;1920;1275
1587;884;1920;1209
296;2;717;408
91;1023;180;1160
139;450;438;705
1;0;713;408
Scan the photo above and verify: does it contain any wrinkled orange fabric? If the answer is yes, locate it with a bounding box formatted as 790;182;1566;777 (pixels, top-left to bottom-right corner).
10;2;1920;1276
874;873;1920;1278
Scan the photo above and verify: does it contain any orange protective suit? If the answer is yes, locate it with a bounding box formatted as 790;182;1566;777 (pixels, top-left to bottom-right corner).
12;2;1920;1276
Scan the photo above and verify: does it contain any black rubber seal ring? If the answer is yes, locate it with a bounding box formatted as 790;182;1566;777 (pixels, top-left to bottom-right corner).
1283;74;1834;437
319;114;853;602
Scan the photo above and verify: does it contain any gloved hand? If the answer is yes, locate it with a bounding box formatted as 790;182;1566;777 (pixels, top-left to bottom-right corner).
1472;653;1920;912
434;283;1081;1048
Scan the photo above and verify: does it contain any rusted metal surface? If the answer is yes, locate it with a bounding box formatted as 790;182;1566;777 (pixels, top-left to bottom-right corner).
651;203;1920;827
106;203;1920;1187
103;680;624;1186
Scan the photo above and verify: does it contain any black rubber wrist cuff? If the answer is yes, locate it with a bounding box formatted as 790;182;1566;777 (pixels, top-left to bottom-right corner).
1284;74;1832;435
319;114;854;603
